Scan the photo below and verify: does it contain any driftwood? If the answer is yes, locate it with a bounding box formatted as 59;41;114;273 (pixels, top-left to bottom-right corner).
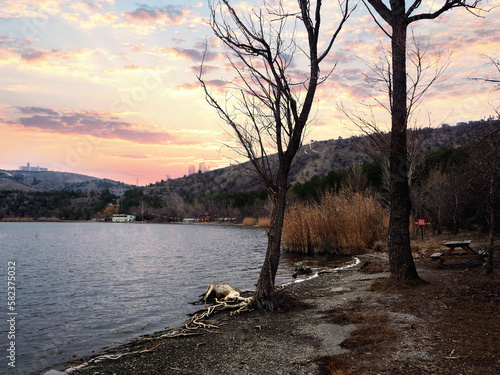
201;282;252;304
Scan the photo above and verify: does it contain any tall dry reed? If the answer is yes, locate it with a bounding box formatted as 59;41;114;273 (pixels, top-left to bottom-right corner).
282;190;388;255
257;217;271;228
242;217;257;226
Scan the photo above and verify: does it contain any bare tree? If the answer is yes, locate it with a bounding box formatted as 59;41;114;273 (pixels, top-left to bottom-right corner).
472;55;500;89
138;200;149;221
199;0;352;307
363;0;482;283
468;57;500;274
466;123;500;274
340;35;446;194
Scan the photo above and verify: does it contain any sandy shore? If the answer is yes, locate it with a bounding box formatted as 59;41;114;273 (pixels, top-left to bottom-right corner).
69;253;500;375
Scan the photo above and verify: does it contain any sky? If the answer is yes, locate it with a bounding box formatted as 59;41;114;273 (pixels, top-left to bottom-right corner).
0;0;498;185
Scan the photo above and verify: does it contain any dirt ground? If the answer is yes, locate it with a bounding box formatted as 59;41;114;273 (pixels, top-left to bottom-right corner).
70;242;500;375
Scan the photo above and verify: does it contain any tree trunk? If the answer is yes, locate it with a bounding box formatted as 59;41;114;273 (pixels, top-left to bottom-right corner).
254;170;289;302
487;175;495;275
388;15;420;282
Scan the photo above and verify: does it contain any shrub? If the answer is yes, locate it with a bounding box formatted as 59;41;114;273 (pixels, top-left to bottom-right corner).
282;190;388;254
242;217;257;226
257;217;271;228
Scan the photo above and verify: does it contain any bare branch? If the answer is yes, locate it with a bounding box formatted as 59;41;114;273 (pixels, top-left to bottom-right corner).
408;0;483;24
364;0;393;25
362;0;392;38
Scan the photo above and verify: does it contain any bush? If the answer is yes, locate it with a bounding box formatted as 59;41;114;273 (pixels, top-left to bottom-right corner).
242;217;257;226
282;190;388;254
257;217;271;228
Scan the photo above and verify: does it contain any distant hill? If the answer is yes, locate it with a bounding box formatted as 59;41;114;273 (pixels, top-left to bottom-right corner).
145;120;489;198
0;170;132;196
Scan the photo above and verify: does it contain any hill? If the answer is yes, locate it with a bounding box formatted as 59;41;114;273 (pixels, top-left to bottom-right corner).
0;170;132;196
145;120;486;198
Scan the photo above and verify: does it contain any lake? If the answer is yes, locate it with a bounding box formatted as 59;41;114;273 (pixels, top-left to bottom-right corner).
0;222;352;375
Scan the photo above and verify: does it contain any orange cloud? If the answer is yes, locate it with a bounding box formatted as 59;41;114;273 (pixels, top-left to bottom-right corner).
80;12;120;28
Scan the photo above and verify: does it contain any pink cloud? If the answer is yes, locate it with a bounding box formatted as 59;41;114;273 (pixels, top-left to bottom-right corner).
123;64;140;70
123;4;186;25
21;50;48;62
157;47;219;62
10;107;176;145
180;79;227;92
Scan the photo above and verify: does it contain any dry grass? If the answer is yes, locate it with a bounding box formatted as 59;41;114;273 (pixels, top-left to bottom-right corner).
1;217;34;222
1;217;63;222
37;217;62;222
282;191;389;255
257;217;271;228
242;217;257;226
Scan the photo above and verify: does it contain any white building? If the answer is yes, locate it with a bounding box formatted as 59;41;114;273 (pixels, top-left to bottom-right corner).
112;214;136;223
19;162;48;172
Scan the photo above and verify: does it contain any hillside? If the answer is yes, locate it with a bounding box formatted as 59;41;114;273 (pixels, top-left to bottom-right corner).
145;120;485;198
0;170;132;196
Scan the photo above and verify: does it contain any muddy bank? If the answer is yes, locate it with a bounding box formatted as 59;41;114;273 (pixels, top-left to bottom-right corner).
70;253;500;375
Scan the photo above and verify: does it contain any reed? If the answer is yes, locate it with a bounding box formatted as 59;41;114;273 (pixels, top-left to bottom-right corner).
242;217;257;226
37;217;62;222
282;190;389;254
257;217;271;228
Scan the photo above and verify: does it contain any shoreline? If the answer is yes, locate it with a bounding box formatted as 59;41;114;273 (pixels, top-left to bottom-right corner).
66;255;381;374
62;256;365;373
66;252;500;375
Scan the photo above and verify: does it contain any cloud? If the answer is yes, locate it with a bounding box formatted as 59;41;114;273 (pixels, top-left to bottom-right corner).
112;154;150;160
156;47;219;62
123;64;140;70
0;48;19;65
21;49;48;62
12;108;176;145
179;79;227;94
123;4;186;25
0;1;63;19
17;106;59;116
80;11;120;28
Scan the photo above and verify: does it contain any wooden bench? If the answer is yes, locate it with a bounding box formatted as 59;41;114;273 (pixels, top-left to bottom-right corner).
431;240;483;266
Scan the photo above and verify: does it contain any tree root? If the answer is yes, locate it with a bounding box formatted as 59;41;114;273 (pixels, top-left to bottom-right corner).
75;283;253;370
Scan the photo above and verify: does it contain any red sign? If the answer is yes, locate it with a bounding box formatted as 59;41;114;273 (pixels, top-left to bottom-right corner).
418;219;426;226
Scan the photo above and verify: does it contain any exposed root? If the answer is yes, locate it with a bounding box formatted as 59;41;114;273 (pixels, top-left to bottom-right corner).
74;283;253;371
91;343;162;361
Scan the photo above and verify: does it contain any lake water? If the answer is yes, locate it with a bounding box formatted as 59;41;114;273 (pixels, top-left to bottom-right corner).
0;222;352;375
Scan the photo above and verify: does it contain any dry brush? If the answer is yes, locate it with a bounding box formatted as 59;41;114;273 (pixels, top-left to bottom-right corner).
282;191;388;254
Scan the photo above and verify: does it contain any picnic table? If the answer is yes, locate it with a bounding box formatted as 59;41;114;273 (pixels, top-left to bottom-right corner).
431;240;485;266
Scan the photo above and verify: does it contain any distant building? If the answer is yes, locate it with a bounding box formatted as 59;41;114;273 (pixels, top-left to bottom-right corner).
19;162;48;172
198;212;212;222
188;165;196;175
182;218;201;223
112;214;136;223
